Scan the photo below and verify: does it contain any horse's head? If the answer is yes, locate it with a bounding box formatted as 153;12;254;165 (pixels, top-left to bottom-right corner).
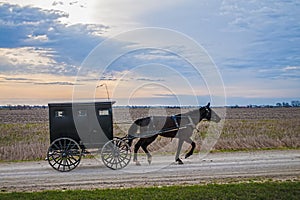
199;102;221;123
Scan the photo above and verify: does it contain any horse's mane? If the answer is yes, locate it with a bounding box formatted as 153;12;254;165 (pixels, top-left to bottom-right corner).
176;108;201;117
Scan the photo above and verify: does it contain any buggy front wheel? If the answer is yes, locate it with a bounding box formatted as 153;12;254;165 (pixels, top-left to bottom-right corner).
101;138;131;170
47;137;82;172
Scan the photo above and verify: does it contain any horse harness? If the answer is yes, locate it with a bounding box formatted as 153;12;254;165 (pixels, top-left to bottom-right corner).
133;112;201;139
159;114;200;134
174;115;201;132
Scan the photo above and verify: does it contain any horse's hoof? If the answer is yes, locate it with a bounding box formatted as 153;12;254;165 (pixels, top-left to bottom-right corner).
135;161;141;166
177;161;184;165
185;154;191;159
147;156;152;165
176;158;184;165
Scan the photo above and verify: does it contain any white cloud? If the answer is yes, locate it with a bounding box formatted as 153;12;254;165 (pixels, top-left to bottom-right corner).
0;47;55;67
0;47;80;75
0;2;109;76
26;34;49;42
283;66;300;71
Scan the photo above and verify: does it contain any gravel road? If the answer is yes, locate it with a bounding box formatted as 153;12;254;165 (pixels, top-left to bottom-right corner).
1;150;299;192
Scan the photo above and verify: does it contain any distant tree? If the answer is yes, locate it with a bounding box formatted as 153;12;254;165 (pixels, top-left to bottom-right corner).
291;100;300;107
276;102;282;107
282;102;290;107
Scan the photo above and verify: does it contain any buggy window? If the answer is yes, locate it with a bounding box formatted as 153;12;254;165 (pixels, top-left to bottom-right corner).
77;110;87;117
99;109;109;116
55;111;64;118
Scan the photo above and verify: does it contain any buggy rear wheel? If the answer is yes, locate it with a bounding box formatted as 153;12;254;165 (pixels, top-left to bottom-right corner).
47;137;82;172
101;138;131;170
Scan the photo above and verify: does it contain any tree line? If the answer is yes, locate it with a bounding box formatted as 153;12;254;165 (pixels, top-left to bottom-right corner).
275;100;300;107
1;100;300;110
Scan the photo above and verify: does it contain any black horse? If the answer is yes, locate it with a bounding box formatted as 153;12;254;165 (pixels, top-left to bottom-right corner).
127;103;221;165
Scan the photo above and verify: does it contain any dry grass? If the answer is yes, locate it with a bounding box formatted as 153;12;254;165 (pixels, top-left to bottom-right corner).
0;107;299;161
0;123;49;161
212;119;299;150
213;107;300;151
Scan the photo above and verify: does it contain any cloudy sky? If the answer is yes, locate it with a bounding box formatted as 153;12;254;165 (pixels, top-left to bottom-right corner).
0;0;299;106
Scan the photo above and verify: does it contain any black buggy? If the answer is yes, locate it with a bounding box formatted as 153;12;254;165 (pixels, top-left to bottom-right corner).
46;101;131;172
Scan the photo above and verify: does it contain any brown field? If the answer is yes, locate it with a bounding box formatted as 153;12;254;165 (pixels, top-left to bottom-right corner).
0;107;299;161
214;107;300;151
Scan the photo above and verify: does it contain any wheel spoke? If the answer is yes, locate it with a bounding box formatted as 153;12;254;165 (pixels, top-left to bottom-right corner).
67;156;77;166
51;156;62;167
58;140;63;150
65;159;71;170
58;158;63;171
69;142;76;150
53;143;60;150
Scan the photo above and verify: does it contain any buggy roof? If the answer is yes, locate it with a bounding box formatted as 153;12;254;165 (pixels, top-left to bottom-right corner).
48;100;115;107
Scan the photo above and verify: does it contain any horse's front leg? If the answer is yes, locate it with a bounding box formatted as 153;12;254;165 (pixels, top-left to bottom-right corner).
175;139;184;164
184;138;196;159
133;139;143;166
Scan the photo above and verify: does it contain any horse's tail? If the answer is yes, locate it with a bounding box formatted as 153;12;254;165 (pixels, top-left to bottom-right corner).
127;122;139;147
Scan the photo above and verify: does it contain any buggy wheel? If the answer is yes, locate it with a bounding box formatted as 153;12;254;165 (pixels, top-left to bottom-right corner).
101;138;131;170
47;137;82;172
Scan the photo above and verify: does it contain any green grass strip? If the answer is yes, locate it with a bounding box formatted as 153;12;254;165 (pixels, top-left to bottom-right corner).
1;181;299;200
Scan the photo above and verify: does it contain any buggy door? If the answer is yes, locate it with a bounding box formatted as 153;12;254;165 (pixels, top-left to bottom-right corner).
73;104;112;148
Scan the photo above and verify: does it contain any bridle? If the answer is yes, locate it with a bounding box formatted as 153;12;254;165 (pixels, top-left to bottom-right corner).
186;107;210;133
205;107;211;119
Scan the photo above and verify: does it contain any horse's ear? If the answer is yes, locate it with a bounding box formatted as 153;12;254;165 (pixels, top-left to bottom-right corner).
206;102;210;108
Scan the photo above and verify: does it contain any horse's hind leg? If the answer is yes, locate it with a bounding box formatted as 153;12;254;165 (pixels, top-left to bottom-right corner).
184;138;196;159
175;139;184;164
